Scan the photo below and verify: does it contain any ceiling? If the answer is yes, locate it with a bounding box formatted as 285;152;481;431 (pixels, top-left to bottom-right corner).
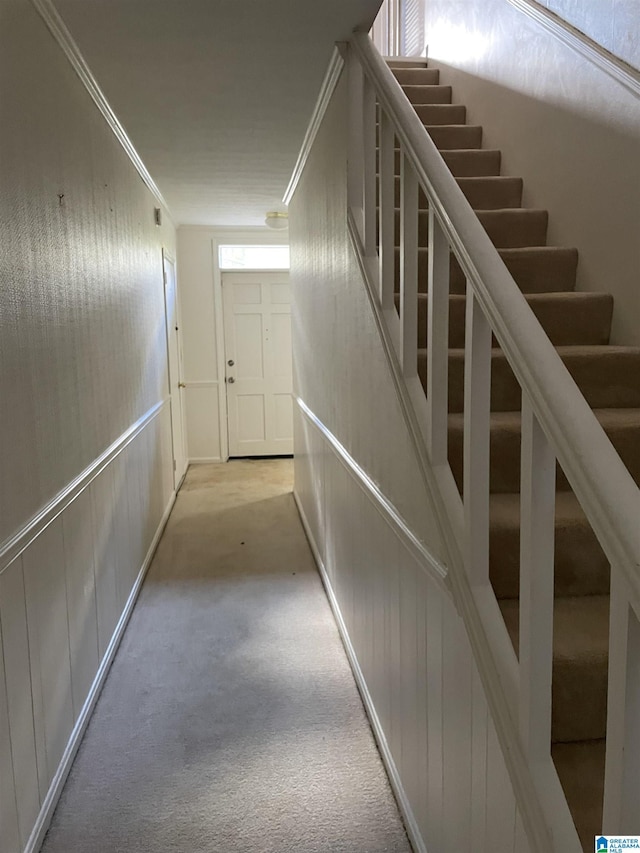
53;0;382;227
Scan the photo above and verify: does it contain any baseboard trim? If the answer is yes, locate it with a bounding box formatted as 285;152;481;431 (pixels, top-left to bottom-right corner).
23;488;177;853
0;400;166;576
295;396;448;591
505;0;640;97
293;490;426;853
282;45;345;205
30;0;172;213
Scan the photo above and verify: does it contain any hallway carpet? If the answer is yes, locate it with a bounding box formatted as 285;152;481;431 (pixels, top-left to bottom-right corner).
41;459;411;853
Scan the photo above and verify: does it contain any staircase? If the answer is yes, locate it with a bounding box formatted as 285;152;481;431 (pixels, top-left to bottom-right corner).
386;58;640;850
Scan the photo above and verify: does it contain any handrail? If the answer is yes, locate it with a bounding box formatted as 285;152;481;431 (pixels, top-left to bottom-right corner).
351;30;640;612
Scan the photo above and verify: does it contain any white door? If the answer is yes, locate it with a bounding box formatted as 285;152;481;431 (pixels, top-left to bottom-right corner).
163;253;187;486
222;271;293;457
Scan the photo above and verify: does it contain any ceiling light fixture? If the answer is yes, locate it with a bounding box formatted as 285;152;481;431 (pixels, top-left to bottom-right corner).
265;211;289;230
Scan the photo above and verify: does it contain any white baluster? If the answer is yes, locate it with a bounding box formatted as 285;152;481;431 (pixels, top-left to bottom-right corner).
463;287;492;585
378;109;395;311
399;153;418;377
347;50;364;240
362;74;377;258
427;210;450;466
603;576;640;832
519;396;556;760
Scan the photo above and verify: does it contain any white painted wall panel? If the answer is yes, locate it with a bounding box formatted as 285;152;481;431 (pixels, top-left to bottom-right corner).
184;386;222;460
90;465;120;658
22;519;74;799
0;560;40;848
424;0;640;345
291;72;532;852
62;492;100;720
0;624;20;853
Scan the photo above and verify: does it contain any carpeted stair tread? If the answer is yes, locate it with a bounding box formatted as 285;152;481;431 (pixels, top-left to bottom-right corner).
401;84;453;104
425;124;483;148
552;740;605;849
476;208;549;247
499;595;609;743
447;408;640;494
395;246;578;293
489;492;610;600
419;345;640;412
392;67;440;85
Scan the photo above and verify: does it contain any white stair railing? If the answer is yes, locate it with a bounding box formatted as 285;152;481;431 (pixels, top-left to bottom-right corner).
347;30;640;845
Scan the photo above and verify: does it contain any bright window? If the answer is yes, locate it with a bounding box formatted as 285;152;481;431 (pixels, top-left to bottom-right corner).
218;245;290;270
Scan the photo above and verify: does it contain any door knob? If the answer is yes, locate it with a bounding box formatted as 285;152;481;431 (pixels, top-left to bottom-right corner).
227;376;235;384
178;382;186;388
227;359;234;366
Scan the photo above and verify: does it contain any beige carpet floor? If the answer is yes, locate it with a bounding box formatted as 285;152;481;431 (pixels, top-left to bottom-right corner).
41;459;411;853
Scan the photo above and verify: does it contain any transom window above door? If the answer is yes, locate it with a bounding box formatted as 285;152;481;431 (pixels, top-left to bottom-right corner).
218;245;290;270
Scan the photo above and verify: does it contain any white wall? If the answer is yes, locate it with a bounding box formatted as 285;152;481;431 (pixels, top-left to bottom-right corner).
541;0;639;69
176;227;289;462
424;0;640;346
290;72;533;853
0;2;177;850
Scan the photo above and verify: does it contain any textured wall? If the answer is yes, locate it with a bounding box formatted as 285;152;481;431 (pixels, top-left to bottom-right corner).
0;0;175;546
541;0;639;69
424;0;640;345
290;78;445;549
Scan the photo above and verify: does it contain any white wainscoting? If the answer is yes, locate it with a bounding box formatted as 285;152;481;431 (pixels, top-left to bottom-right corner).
0;402;175;853
293;401;531;853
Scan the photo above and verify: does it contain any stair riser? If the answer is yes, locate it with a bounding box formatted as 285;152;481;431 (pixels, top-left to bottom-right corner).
392;68;441;85
457;177;523;209
444;294;613;349
447;418;640;493
385;149;501;177
490;516;610;600
426;125;482;148
554;660;608;743
401;84;453;104
393;248;578;294
477;209;549;248
403;294;613;348
379;208;552;249
386;176;524;210
415;105;467;125
419;351;640;413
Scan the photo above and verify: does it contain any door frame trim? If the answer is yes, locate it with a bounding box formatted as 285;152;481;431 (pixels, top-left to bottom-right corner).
205;229;290;462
